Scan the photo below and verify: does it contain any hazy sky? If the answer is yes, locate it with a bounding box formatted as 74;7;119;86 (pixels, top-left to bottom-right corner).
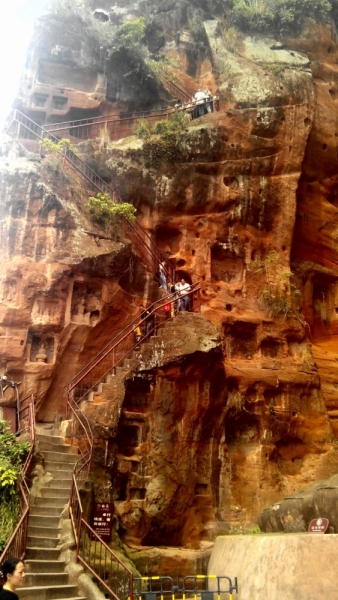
0;0;49;128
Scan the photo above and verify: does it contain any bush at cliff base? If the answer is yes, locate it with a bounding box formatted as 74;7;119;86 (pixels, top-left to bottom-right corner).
0;419;30;552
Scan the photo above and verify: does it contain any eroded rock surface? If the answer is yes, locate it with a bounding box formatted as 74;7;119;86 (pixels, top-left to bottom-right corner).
2;0;338;561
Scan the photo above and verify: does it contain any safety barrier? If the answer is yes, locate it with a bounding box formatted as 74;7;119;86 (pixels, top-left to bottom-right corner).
132;574;238;600
0;394;35;566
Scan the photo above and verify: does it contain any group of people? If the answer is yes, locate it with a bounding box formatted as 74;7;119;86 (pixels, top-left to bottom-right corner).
134;272;192;349
174;88;218;120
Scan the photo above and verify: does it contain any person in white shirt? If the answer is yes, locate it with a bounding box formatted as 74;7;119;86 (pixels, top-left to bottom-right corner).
177;278;191;311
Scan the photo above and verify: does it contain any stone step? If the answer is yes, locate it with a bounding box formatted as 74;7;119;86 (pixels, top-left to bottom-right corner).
37;440;78;455
28;525;60;538
28;515;60;528
26;535;60;548
45;469;73;481
42;451;78;464
25;547;61;560
42;479;72;489
18;585;81;600
35;433;66;445
29;506;65;517
25;560;65;574
44;461;75;473
31;496;68;508
24;573;68;587
40;487;71;498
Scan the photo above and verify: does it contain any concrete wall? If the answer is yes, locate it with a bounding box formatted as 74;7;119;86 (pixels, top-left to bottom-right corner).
208;533;338;600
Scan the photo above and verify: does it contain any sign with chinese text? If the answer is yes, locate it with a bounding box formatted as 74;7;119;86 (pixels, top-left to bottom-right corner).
92;502;113;541
308;518;329;533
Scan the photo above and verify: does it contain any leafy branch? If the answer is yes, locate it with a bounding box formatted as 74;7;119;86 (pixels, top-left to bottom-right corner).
87;192;136;237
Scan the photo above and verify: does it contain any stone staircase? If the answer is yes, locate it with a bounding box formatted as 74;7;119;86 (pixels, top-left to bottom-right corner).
20;425;86;600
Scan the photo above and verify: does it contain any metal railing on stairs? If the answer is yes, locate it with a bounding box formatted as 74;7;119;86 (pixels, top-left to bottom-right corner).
67;283;201;408
158;66;196;103
67;284;200;600
0;394;35;566
7;110;175;286
44;108;174;141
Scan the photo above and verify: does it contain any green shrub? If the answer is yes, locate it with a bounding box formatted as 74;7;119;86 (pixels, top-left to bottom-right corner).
87;192;136;236
41;137;78;156
0;420;30;551
231;0;332;35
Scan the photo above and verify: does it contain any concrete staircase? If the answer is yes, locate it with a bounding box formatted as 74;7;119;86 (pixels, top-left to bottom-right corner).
20;425;86;600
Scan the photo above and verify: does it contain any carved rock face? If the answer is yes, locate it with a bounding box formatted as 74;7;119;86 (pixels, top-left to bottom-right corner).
3;3;338;552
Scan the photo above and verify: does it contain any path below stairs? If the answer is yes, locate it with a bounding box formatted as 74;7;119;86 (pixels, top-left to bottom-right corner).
19;424;86;600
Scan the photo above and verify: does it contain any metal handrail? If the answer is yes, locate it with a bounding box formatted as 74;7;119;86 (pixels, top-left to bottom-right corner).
7;110;175;285
0;394;35;565
158;66;196;102
66;284;200;598
44;108;173;132
67;283;201;407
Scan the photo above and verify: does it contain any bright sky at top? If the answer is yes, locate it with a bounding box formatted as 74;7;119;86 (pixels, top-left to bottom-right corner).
0;0;49;129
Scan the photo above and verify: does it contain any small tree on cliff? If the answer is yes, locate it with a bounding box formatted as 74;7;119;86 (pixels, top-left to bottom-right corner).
87;192;136;237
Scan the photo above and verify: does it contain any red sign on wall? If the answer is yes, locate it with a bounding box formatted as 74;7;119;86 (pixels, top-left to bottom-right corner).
92;503;113;541
308;518;329;533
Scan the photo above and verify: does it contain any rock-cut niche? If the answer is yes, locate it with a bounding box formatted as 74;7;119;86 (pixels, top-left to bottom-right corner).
211;243;243;283
29;333;55;364
71;282;102;326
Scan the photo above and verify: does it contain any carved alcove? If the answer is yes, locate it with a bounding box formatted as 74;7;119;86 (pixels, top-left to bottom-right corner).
211;243;244;283
31;294;63;327
28;332;55;364
0;279;19;305
71;282;102;326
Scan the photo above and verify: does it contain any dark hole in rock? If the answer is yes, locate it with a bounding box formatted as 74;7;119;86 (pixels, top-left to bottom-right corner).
195;483;208;495
323;143;328;150
223;177;238;189
192;249;195;256
155;225;182;253
117;425;139;457
226;321;257;359
226;304;232;312
304;117;311;125
130;488;146;500
260;338;280;358
196;232;200;238
176;259;186;268
93;9;109;22
176;270;192;284
211;244;243;283
329;89;336;98
52;96;68;110
124;378;151;411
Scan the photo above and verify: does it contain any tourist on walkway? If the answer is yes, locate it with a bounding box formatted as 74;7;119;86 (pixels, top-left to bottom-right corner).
134;323;142;349
177;278;191;311
204;88;212;113
0;558;25;600
140;304;153;336
158;262;167;291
